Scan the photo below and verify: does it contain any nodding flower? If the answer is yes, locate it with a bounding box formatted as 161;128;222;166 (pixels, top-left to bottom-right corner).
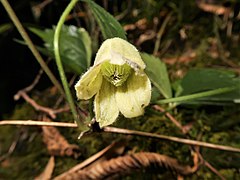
75;38;151;128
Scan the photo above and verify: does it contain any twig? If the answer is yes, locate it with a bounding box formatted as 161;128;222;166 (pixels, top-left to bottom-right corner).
66;12;86;21
32;0;54;20
1;120;240;153
153;106;224;177
0;120;77;127
33;0;53;10
0;127;25;163
153;105;185;133
199;153;225;180
153;12;173;56
213;15;240;71
153;105;223;177
15;58;50;95
0;135;19;162
53;106;70;114
154;105;225;177
14;90;69;119
136;30;156;46
115;0;132;21
103;126;240;153
23;68;44;93
194;134;225;180
13;67;70;118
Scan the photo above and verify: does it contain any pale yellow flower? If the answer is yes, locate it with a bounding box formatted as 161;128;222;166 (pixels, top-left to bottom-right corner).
75;38;151;127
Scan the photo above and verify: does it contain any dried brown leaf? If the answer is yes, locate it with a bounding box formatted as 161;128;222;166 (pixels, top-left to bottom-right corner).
55;152;194;180
35;156;55;180
42;117;80;158
55;141;126;180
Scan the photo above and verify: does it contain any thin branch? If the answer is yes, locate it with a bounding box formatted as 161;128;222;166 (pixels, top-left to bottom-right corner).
23;68;44;93
103;126;240;153
1;120;240;153
198;153;225;180
13;67;70;118
14;90;69;119
65;12;86;21
0;134;19;162
153;11;173;56
153;105;184;132
213;15;240;71
154;105;224;178
194;134;225;180
0;120;77;127
33;0;53;10
14;90;54;118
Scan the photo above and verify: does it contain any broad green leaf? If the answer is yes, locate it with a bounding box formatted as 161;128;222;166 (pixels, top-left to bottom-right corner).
141;53;172;99
81;0;127;40
176;68;240;104
29;25;92;74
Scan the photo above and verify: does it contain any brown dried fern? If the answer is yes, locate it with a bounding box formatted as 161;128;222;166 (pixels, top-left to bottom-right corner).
42;117;80;158
55;152;194;180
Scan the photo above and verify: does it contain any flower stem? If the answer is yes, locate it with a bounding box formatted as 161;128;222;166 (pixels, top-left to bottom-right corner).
1;0;65;96
53;0;86;130
156;86;237;104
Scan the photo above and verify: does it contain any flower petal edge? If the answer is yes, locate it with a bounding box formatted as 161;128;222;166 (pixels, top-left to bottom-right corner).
75;65;102;100
94;80;119;128
116;72;151;118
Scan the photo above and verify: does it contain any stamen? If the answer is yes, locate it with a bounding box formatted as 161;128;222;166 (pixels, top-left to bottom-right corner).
101;61;132;86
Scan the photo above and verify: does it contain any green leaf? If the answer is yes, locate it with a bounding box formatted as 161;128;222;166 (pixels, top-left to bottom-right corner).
78;28;92;67
81;0;127;40
176;68;240;104
29;25;92;74
141;53;172;99
0;23;13;34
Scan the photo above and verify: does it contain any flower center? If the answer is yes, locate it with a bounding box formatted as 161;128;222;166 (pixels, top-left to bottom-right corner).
100;61;132;86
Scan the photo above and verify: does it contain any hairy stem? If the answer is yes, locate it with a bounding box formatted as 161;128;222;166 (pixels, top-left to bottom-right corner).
53;0;87;130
